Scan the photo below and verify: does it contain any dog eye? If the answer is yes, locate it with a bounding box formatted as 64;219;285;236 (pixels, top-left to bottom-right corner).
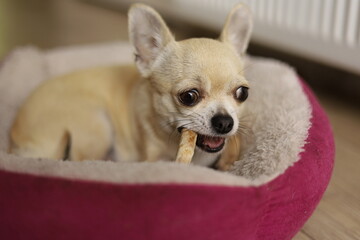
179;89;200;106
235;86;249;102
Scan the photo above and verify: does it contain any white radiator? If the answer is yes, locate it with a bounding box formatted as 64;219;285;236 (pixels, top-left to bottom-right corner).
95;0;360;74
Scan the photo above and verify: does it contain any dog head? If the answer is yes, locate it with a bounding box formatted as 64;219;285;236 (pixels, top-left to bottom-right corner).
129;4;252;153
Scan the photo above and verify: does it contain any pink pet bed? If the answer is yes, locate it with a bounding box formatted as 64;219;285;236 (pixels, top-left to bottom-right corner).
0;43;334;240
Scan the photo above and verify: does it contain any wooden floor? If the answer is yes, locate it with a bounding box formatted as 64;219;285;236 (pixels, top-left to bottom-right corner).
1;1;359;239
294;95;360;240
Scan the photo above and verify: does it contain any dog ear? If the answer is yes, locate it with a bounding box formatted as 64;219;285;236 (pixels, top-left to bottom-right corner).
128;4;175;77
220;4;253;56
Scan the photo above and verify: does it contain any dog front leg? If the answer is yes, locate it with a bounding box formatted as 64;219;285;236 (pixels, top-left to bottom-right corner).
216;136;241;171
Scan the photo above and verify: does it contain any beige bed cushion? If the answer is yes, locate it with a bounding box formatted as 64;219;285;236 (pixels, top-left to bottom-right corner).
0;42;311;186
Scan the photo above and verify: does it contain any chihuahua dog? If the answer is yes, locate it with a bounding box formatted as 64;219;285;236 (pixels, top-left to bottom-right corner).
9;3;252;170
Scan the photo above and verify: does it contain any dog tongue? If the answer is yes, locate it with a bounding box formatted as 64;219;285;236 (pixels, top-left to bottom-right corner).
203;136;224;149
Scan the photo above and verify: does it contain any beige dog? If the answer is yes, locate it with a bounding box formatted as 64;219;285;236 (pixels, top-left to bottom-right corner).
9;3;252;170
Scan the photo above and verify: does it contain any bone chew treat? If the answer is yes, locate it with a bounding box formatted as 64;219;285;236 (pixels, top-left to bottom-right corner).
175;129;197;164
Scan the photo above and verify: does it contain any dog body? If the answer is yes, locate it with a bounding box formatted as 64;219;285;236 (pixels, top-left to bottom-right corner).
11;65;147;162
10;4;252;169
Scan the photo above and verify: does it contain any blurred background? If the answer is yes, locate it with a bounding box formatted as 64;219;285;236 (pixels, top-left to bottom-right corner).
0;0;359;239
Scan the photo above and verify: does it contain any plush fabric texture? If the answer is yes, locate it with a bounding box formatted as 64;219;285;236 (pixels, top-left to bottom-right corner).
0;43;334;240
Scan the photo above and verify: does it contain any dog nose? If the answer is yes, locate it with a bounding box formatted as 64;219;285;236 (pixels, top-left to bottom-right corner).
211;114;234;134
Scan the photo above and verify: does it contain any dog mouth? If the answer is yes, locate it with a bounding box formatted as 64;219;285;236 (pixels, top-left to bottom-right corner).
196;134;225;153
177;127;226;153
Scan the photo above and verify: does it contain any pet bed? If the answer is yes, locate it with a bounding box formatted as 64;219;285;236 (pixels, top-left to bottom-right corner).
0;42;334;240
